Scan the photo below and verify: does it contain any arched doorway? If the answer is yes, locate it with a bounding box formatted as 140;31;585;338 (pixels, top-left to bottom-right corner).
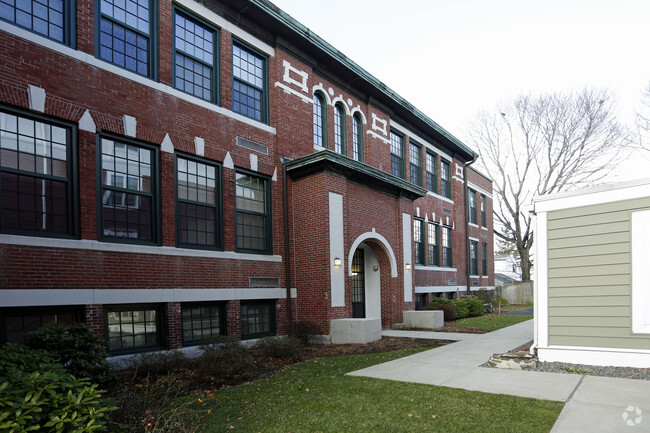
351;244;381;320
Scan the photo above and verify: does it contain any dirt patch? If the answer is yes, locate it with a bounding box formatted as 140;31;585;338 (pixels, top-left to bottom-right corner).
399;322;488;334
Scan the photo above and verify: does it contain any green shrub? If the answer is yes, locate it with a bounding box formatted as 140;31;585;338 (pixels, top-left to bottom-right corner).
255;336;304;360
428;297;454;306
427;303;457;321
25;323;114;385
454;299;470;319
289;320;322;345
465;298;485;317
106;374;197;433
0;344;115;433
474;288;496;304
497;296;510;305
198;336;256;382
129;350;188;378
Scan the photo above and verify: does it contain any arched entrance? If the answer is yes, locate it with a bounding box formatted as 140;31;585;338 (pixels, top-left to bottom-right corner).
347;230;397;327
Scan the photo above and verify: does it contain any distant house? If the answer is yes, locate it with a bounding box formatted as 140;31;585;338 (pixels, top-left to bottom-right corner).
494;253;521;288
533;179;650;368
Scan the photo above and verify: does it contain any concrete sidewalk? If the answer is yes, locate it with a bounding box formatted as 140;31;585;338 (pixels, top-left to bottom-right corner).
348;320;650;432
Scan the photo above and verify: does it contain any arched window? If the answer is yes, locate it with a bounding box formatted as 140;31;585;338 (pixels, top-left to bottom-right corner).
313;92;326;148
334;103;346;154
352;113;363;161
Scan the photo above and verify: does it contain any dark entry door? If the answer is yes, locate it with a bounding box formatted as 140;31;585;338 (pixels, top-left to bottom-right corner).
352;249;365;318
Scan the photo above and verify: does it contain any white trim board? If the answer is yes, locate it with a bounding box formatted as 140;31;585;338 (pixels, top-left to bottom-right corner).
538;346;650;368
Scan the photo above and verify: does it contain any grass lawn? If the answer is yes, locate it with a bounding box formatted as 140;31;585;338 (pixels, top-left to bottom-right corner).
191;349;562;432
456;314;533;332
496;303;534;314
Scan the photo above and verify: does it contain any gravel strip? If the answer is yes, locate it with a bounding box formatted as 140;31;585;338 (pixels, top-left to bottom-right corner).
482;340;650;380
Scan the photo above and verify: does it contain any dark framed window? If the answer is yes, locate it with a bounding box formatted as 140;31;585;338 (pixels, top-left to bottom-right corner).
425;152;436;192
173;8;218;102
468;188;477;224
98;0;155;78
240;300;275;339
235;170;271;253
0;108;77;237
99;136;158;243
313;92;327;148
232;42;267;123
105;304;162;354
442;226;452;267
176;154;220;248
409;141;422;186
413;218;424;265
181;302;226;346
427;222;439;266
390;130;404;179
0;0;74;45
470;240;478;275
334;103;346;155
480;194;487;227
0;306;83;344
440;159;451;199
482;242;488;276
352;113;363;162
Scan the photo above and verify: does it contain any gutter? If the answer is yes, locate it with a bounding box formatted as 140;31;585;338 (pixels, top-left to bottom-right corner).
282;161;293;326
463;154;479;296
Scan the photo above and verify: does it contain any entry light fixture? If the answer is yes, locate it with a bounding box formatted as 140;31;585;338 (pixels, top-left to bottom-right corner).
405;263;411;271
334;257;342;268
373;265;379;272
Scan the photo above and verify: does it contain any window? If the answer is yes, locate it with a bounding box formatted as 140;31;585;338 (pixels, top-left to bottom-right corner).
442;226;452;267
390;130;404;178
240;300;275;339
470;240;478;275
99;137;158;242
235;171;271;253
98;0;154;77
0;0;73;44
106;304;161;354
0;306;83;344
174;9;217;102
334;103;346;154
425;152;436;192
440;159;451;199
176;155;220;248
468;188;477;224
482;243;488;276
428;222;439;266
1;109;76;236
481;194;487;227
182;302;226;346
413;218;424;265
232;42;267;122
313;92;326;148
409;141;422;186
352;114;363;161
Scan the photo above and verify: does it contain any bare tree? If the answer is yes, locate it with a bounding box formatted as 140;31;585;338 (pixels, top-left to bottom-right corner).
636;83;650;149
468;89;630;281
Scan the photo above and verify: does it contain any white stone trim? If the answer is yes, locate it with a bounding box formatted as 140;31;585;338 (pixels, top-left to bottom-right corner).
469;236;480;242
0;288;297;307
632;210;650;334
467;181;493;199
0;21;276;135
312;83;332;105
275;82;312;104
250;153;258;172
370;112;388;137
331;96;351;115
78;109;96;133
534;178;650;212
28;84;46;112
350;107;367;124
123;115;136;137
161;133;174;153
280;60;308;92
415;286;465;293
347;229;398;278
402;213;413;302
0;234;282;262
538;346;650;368
367;130;390;144
223;151;234;169
414;265;457;272
426;190;454;204
329;192;345;307
389;119;453;161
194;136;205;156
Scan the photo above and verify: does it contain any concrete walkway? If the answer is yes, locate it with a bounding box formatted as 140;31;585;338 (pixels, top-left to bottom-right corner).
348;320;650;432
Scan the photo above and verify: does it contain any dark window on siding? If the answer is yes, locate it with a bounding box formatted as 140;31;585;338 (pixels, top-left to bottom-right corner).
428;222;439;266
440;159;451;199
232;42;266;122
105;304;161;354
240;301;275;339
181;302;226;346
235;171;271;253
413;218;424;265
390;130;404;179
0;0;73;44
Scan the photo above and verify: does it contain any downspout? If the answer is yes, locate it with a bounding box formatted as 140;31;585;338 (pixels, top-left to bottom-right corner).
282;162;293;326
463;153;478;296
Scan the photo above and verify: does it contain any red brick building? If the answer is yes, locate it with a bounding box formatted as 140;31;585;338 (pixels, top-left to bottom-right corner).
0;0;493;354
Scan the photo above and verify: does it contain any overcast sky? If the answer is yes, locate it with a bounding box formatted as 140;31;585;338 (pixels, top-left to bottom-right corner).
271;0;650;181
